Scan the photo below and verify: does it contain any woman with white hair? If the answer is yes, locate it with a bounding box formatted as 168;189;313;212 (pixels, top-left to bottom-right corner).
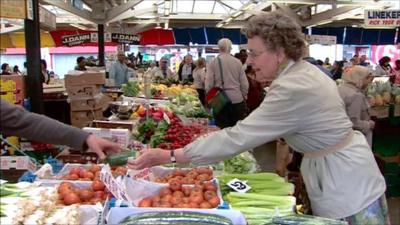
338;66;375;146
205;38;249;128
128;12;389;224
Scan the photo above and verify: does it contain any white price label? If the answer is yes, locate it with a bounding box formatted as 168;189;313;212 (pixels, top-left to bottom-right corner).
100;165;129;202
227;178;251;193
163;113;171;124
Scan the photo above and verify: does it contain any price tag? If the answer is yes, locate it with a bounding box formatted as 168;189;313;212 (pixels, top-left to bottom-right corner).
227;178;251;193
130;168;151;181
100;165;129;202
163;113;171;124
0;157;10;170
15;157;28;170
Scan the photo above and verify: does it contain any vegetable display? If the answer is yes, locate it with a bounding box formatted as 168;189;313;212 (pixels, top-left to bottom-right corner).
122;81;140;97
154;168;213;184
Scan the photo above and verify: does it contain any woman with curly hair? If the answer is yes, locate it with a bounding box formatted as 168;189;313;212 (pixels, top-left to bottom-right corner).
375;56;392;76
128;12;389;224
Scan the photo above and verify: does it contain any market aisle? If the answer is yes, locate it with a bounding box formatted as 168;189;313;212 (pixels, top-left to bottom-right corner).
388;197;400;224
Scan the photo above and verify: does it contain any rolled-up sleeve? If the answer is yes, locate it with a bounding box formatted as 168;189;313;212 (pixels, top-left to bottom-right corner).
184;82;300;165
0;100;90;150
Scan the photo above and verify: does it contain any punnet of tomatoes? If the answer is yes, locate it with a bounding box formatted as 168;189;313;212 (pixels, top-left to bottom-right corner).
157;118;204;150
60;165;127;181
155;167;213;184
57;181;113;205
138;180;221;209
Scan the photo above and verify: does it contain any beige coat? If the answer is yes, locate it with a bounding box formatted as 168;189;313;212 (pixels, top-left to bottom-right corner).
184;60;385;219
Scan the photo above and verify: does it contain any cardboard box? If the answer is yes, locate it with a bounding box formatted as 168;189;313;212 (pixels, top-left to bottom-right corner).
394;105;400;117
65;72;105;86
70;98;103;111
70;109;103;128
92;120;136;131
83;127;131;147
0;156;36;171
66;85;102;100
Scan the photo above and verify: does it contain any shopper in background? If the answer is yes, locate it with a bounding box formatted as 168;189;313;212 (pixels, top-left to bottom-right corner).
159;58;174;80
375;56;392;76
351;54;360;66
338;66;375;147
394;59;400;85
178;54;195;83
0;100;121;159
331;60;344;80
40;60;50;84
205;38;249;128
1;63;12;75
109;52;129;87
129;12;389;224
359;55;369;66
136;52;143;65
75;56;87;71
12;65;21;75
21;62;27;75
303;57;332;78
192;57;206;106
324;57;331;68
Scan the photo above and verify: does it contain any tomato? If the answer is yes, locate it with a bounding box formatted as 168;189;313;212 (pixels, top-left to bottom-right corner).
172;191;184;198
152;195;161;203
182;197;190;204
68;173;79;180
204;190;217;201
79;169;87;178
94;191;105;199
59;182;73;190
169;180;182;191
161;194;172;204
208;196;220;208
152;201;161;207
63;192;81;205
79;189;94;201
199;201;212;209
89;165;101;174
181;186;193;196
92;180;106;191
170;196;182;205
159;202;172;208
189;193;204;204
138;198;153;207
69;168;81;176
83;171;94;180
189;202;199;208
204;183;217;192
197;167;213;176
159;188;172;196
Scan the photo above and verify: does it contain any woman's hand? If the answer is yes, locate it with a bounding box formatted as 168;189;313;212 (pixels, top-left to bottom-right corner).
127;148;170;170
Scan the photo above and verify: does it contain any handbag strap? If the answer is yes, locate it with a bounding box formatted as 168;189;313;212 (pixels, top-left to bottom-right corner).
217;57;224;89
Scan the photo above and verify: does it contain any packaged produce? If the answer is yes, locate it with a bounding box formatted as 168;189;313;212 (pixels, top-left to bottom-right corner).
223;151;259;174
57;181;112;205
104;150;136;166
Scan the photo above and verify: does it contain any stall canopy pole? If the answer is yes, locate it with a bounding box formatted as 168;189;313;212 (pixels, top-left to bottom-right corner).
24;0;44;114
98;24;105;67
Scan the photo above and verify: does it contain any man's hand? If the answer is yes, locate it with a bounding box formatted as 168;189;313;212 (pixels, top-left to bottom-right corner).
86;134;122;160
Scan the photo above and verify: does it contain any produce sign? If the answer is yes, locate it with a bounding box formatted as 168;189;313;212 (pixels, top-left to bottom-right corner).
226;178;251;193
61;34;91;47
111;33;140;45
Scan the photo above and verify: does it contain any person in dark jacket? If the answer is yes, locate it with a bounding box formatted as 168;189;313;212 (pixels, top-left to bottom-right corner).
178;54;195;82
331;61;344;80
1;63;12;75
75;56;87;71
0;100;121;159
40;60;50;84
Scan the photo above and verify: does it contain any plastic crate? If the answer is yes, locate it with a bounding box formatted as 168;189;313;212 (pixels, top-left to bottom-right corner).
45;157;64;174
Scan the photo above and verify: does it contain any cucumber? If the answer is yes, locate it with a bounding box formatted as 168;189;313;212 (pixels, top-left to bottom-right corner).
120;211;233;225
104;150;136;166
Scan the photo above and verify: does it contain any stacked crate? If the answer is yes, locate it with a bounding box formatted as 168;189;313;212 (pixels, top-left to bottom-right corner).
0;75;25;154
65;72;106;128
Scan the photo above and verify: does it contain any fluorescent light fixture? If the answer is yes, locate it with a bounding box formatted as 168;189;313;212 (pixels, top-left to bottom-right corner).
164;0;170;16
216;22;224;28
70;23;88;30
232;11;243;18
243;3;255;11
225;17;233;23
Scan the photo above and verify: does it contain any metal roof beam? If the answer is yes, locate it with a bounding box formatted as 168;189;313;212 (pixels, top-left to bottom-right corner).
274;3;303;26
303;5;360;27
107;7;155;23
105;0;144;23
40;0;99;24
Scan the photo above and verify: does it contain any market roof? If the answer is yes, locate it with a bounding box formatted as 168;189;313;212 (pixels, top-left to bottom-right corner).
1;0;399;35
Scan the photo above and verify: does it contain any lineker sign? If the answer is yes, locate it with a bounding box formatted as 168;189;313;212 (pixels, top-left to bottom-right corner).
364;10;400;27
